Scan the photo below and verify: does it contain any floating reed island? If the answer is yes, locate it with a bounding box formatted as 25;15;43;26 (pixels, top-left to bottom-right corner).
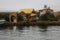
0;5;60;27
4;21;60;26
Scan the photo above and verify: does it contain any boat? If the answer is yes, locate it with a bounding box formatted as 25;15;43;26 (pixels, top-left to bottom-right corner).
0;19;5;30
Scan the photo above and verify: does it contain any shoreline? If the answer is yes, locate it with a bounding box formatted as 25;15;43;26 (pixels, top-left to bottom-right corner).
4;21;60;26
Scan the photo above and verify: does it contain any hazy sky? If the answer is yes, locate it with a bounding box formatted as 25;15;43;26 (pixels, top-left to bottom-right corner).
0;0;60;12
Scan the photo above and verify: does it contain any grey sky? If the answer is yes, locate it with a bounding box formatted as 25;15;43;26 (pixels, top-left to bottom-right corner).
0;0;60;12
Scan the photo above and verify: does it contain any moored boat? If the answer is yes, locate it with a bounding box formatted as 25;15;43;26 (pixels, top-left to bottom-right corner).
0;20;5;30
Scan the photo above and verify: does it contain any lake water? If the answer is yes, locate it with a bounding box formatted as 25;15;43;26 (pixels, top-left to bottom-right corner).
0;26;60;40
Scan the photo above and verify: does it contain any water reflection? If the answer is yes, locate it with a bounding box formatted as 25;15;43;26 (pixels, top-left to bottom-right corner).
38;26;48;32
0;26;60;40
10;26;48;37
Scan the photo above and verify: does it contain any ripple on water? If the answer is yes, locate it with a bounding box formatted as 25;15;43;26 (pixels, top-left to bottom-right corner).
0;26;60;40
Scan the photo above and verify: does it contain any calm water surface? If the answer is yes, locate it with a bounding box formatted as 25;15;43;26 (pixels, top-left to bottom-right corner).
0;26;60;40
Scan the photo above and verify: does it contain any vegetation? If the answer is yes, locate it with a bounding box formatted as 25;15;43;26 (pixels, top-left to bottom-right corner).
4;14;9;22
0;14;5;19
39;11;57;21
0;14;9;22
0;10;58;22
17;14;24;21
